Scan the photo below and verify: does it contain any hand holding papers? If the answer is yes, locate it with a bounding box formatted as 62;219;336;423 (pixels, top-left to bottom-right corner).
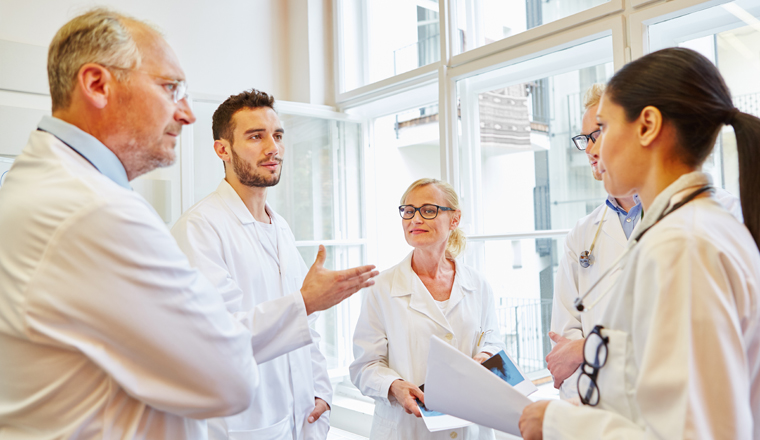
424;335;537;436
416;384;473;432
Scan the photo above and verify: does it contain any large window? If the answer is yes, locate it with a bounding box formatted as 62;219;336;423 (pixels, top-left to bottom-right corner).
456;36;614;374
454;0;610;53
338;0;441;92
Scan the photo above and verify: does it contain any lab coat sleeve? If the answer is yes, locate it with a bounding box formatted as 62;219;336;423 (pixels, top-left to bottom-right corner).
301;251;333;406
550;226;584;341
26;199;258;419
479;279;506;357
172;215;313;365
350;286;403;404
543;234;754;439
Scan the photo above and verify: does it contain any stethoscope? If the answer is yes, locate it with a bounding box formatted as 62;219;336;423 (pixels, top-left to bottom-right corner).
579;206;609;268
574;185;714;312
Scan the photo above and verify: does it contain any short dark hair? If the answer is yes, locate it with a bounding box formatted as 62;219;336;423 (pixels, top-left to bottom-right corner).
212;89;276;142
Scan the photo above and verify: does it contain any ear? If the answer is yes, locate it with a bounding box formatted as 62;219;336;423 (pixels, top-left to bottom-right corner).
214;139;232;164
637;106;663;148
450;210;461;230
76;63;115;110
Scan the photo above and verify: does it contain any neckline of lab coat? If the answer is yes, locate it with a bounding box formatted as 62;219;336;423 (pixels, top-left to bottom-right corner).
215;179;288;231
627;171;712;250
390;252;476;334
592;200;628;249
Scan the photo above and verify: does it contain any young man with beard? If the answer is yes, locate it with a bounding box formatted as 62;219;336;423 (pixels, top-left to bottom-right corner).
172;90;334;440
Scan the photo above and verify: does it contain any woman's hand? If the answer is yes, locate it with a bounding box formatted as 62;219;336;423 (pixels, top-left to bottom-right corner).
473;352;492;363
519;400;551;440
389;379;424;417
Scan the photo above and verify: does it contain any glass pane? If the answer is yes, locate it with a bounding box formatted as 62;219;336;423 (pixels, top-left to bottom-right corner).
461;237;564;373
192;101;226;203
372;104;441;271
297;245;365;370
267;115;364;242
455;0;609;54
457;37;614;236
339;0;440;92
647;0;760;198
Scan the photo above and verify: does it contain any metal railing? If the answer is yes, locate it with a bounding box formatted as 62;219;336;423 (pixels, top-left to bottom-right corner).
496;297;553;374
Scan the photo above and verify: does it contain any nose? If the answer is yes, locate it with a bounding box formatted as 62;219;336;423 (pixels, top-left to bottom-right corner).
176;97;196;125
263;135;281;157
586;136;600;158
411;210;424;223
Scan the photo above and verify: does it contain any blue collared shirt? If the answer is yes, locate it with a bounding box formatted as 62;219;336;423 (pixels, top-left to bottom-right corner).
606;194;643;240
37;116;130;190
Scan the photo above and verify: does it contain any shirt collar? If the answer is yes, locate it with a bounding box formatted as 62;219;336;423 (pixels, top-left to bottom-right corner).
37;116;130;189
216;179;282;228
605;193;641;214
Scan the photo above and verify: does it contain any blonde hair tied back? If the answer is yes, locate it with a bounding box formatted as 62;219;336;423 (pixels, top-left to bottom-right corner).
400;178;466;259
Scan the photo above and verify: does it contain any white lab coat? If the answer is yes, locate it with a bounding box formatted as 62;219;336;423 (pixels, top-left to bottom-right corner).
172;180;332;440
551;188;743;400
350;253;505;440
0;130;259;438
543;172;760;439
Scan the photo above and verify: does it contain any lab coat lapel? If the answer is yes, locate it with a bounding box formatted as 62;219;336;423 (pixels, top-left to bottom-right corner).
447;260;473;313
600;205;628;248
393;253;454;334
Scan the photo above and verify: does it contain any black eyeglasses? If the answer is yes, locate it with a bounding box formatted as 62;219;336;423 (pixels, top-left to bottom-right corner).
399;204;454;220
577;325;608;406
571;129;601;151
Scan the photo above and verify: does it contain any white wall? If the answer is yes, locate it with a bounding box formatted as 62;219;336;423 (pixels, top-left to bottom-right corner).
0;0;294;99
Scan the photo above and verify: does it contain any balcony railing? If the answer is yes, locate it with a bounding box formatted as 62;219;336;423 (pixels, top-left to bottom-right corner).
496;297;553;374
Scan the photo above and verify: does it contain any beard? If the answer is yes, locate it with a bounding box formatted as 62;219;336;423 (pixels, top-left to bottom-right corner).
231;146;282;188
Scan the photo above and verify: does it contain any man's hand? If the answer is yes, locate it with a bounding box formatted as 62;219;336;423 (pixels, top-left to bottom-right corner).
307;397;330;423
301;245;379;315
389;379;424;417
473;352;492;364
545;332;585;389
519;400;550;440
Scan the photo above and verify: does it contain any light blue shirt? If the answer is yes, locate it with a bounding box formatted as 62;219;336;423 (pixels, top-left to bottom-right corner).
606;194;642;240
37;116;130;190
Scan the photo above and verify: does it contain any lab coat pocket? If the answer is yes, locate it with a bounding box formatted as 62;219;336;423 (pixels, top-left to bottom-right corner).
593;328;636;421
369;411;398;440
301;410;330;440
228;414;292;440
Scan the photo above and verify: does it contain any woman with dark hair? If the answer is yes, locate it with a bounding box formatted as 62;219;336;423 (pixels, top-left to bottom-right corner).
518;47;760;439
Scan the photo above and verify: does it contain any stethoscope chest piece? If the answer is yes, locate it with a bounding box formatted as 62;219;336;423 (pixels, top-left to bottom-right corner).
579;250;593;268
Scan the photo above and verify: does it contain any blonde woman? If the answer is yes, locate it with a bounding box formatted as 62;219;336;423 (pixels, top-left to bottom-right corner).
351;178;505;439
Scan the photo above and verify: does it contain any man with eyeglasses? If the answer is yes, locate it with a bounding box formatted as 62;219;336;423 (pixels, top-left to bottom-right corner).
545;84;642;401
546;84;743;402
0;9;376;439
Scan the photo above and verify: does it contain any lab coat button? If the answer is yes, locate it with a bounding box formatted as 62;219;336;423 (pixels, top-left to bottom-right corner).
450;432;458;438
445;333;453;341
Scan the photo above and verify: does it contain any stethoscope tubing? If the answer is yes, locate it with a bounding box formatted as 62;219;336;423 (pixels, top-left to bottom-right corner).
574;185;714;312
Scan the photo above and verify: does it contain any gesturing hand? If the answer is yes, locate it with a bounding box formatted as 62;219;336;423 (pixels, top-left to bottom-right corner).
545;332;584;389
389;379;425;418
301;245;379;315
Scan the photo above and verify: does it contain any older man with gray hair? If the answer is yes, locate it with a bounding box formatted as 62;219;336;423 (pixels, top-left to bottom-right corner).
0;9;376;439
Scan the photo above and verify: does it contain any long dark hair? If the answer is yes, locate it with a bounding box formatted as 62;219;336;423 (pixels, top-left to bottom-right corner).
605;47;760;247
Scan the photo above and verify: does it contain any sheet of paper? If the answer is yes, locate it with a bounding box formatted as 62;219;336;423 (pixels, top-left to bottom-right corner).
424;335;533;436
417;399;473;432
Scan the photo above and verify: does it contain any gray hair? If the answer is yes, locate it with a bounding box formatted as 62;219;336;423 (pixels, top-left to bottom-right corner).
583;83;605;111
48;8;148;111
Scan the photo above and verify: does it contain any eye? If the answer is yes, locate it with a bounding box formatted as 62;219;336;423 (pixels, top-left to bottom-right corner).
423;207;437;216
163;82;178;93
